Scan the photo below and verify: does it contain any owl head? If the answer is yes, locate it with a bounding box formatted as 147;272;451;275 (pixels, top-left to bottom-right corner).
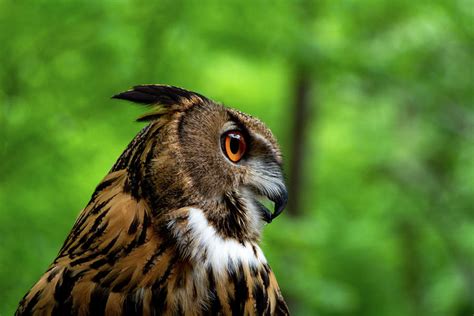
112;85;287;243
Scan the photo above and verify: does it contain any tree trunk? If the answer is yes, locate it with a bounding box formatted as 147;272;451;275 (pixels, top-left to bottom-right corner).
287;68;312;216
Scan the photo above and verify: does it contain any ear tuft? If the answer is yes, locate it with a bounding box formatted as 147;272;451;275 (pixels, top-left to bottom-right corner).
113;84;210;122
112;84;208;106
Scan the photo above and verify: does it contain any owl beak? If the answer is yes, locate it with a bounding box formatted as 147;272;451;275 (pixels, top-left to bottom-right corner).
270;186;288;221
255;184;288;223
255;201;273;223
248;164;288;223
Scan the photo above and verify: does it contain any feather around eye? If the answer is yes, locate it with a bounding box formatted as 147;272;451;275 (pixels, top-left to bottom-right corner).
223;131;246;162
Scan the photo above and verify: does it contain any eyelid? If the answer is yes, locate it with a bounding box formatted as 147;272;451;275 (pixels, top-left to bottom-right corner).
222;122;241;134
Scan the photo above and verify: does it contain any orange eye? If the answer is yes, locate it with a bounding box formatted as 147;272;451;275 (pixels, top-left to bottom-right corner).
223;131;247;162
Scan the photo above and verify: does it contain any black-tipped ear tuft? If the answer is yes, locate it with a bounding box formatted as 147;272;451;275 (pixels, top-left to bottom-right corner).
112;84;208;106
112;89;158;104
112;84;211;122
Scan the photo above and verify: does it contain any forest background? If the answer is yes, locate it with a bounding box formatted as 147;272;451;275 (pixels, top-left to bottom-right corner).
0;1;473;315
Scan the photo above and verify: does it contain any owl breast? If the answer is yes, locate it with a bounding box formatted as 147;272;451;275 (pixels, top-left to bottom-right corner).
164;207;279;315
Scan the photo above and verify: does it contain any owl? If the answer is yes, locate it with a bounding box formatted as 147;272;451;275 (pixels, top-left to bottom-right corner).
16;85;289;315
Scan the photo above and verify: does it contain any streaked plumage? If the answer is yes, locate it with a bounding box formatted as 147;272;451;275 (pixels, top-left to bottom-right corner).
17;85;289;315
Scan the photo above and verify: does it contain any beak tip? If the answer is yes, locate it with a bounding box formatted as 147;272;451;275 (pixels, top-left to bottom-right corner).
270;188;288;220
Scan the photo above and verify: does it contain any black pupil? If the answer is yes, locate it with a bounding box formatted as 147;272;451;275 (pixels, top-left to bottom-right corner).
229;134;241;154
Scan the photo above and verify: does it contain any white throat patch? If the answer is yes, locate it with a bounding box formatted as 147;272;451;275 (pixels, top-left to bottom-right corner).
185;208;267;273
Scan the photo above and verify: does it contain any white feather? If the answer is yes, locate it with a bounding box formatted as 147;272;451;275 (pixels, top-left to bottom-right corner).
186;208;266;274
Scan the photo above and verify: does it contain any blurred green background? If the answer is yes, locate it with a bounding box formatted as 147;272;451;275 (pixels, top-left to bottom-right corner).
1;0;473;315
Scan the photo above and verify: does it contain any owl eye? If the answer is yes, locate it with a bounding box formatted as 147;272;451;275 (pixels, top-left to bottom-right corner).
223;131;247;163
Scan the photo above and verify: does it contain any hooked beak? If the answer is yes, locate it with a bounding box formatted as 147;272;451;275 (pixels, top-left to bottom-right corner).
271;187;288;220
255;184;288;223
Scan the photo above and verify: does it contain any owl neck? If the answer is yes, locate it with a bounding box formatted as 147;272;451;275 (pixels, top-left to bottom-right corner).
167;208;268;274
203;193;264;243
